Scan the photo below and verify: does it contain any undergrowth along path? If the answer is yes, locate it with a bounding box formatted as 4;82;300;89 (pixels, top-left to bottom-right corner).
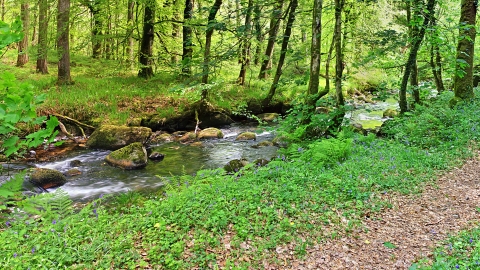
269;153;480;269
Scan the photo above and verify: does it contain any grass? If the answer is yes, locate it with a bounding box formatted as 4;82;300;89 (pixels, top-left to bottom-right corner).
1;88;480;268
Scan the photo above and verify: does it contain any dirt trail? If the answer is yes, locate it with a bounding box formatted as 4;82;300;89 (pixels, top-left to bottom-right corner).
269;153;480;269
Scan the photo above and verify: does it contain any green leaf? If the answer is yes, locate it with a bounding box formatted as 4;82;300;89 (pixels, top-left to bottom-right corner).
408;263;418;270
383;241;396;249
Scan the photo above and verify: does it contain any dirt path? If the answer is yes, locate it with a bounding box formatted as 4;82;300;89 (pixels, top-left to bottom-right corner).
269;153;480;269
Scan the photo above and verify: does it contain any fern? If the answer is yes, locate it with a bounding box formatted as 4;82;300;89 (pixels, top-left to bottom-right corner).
0;171;25;198
20;189;73;220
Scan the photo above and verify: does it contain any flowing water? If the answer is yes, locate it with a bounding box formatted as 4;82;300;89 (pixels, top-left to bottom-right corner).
28;125;278;201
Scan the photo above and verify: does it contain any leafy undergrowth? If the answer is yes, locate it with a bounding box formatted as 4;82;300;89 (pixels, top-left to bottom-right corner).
1;91;480;268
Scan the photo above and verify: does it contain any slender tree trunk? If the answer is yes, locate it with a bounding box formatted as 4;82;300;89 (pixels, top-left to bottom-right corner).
1;0;4;22
171;1;180;64
138;0;155;78
408;1;420;104
261;0;298;107
325;34;334;93
127;0;135;68
453;0;477;102
334;0;345;108
36;0;49;74
237;0;253;85
430;44;445;92
253;5;263;66
89;2;103;59
258;0;284;79
201;0;223;93
399;0;435;113
17;3;30;67
31;6;37;45
182;0;193;76
105;14;112;60
307;0;325;106
57;0;72;85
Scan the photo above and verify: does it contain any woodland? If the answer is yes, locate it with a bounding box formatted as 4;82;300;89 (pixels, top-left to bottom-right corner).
0;0;480;268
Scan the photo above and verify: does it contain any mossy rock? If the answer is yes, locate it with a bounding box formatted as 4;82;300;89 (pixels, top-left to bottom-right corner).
127;118;143;127
190;142;203;147
150;132;173;143
198;128;224;140
236;132;256;141
256;113;280;122
148;152;165;161
27;168;67;189
224;159;248;173
382;109;399;118
86;125;152;150
272;136;288;148
252;140;274;148
253;158;270;167
105;142;148;170
0;154;7;162
178;132;197;142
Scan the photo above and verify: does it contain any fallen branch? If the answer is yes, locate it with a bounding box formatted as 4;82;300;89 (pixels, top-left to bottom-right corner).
51;113;95;130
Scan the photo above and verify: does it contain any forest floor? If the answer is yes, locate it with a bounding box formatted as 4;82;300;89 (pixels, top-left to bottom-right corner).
266;152;480;269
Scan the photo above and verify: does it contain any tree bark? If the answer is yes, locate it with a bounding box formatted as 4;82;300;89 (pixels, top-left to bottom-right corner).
17;3;30;67
182;0;193;76
1;0;4;22
138;0;155;79
307;0;325;106
261;0;298;108
453;0;477;101
334;0;345;108
408;1;420;104
258;0;284;79
57;0;72;85
201;0;223;92
36;0;49;74
237;0;253;85
127;1;135;68
253;4;263;66
88;1;103;59
325;34;334;93
399;0;435;113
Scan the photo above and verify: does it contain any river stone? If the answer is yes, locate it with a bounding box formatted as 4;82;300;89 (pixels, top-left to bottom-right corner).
200;113;233;128
198;128;224;140
272;136;288;148
252;140;274;148
236;132;256;141
383;109;399;118
65;168;82;177
28;168;67;189
257;113;280;122
178;132;197;142
190;142;203;147
86;125;152;150
105;142;148;170
150;132;173;143
69;160;82;167
224;159;249;173
148;152;165;161
254;158;270;167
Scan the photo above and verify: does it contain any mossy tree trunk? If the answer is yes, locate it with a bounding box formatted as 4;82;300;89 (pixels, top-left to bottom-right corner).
331;0;345;131
307;0;327;107
57;0;72;85
201;0;223;91
17;3;29;67
399;0;435;113
453;0;477;101
429;12;445;92
36;0;48;74
182;0;193;76
237;0;253;85
138;0;155;79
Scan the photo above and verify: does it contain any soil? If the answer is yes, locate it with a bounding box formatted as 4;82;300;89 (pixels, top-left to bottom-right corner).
266;152;480;269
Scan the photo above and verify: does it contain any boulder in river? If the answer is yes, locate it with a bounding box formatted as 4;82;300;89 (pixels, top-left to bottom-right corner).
251;140;274;148
86;125;152;150
236;132;256;141
27;168;67;189
148;152;165;161
224;159;248;173
105;142;148;170
198;128;224;140
382;108;399;118
257;113;280;122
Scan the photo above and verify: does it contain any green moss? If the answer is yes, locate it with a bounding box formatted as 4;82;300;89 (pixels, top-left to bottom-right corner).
109;142;144;162
236;132;256;141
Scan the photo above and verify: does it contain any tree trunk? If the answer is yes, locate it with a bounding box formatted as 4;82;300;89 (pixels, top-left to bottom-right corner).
1;0;4;21
399;0;435;113
127;0;135;68
430;44;445;92
89;2;103;59
31;7;37;45
171;1;180;65
307;0;325;106
261;0;298;108
253;4;263;66
57;0;72;85
334;0;345;108
201;0;223;93
138;0;155;79
453;0;477;102
325;34;334;93
36;0;49;74
237;0;253;86
17;3;30;67
258;0;284;79
182;0;193;76
408;1;420;104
